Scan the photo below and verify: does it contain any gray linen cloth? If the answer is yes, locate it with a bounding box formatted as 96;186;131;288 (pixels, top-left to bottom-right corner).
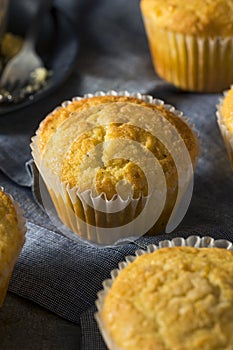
0;1;233;349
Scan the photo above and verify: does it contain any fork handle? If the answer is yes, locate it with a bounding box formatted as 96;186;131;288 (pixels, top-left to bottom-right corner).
24;0;54;50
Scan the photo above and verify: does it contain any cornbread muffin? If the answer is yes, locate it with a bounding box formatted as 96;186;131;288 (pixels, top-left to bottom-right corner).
0;188;26;306
217;86;233;168
31;92;199;245
140;0;233;92
0;32;23;59
0;0;8;40
100;246;233;350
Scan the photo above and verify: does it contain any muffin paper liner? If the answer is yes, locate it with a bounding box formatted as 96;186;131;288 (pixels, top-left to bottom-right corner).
0;187;26;306
95;235;233;350
216;88;233;168
31;90;198;246
141;19;233;92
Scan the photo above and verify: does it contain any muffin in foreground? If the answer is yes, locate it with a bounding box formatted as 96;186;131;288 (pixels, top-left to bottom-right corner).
140;0;233;92
97;245;233;350
0;188;26;306
217;85;233;168
31;91;199;245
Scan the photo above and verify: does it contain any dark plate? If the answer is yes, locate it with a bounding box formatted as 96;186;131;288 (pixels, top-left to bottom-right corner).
0;1;79;115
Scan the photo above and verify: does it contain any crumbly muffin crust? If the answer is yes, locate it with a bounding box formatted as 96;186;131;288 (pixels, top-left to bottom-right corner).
220;86;233;134
40;100;198;199
37;96;146;153
102;246;233;350
0;189;25;306
37;97;198;189
37;96;197;156
140;0;233;37
33;95;199;236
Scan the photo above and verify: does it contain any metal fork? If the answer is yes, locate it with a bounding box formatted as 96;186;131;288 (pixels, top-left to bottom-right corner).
0;0;53;100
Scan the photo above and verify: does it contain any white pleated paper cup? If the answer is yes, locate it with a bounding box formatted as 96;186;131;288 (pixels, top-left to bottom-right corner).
141;17;233;92
95;235;233;350
0;187;26;306
31;90;199;246
30;151;167;246
216;89;233;168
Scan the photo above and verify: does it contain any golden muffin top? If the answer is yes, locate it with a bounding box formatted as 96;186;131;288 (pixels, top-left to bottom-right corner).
140;0;233;37
220;86;233;134
102;246;233;350
0;189;25;301
37;96;152;153
0;189;24;251
36;96;199;199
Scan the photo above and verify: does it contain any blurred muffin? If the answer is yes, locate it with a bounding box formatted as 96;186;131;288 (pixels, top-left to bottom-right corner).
0;0;8;40
0;188;26;306
140;0;233;92
217;85;233;168
0;32;23;59
98;246;233;350
31;92;199;245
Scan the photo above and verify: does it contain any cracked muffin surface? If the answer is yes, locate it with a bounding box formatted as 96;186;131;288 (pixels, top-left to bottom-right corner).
31;94;199;240
102;246;233;350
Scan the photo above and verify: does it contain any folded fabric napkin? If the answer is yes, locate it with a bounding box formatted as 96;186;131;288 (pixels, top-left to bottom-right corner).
0;0;233;349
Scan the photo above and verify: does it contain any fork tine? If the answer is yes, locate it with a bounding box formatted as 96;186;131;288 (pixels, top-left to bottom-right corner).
0;61;20;87
2;79;19;92
0;70;30;93
9;80;23;95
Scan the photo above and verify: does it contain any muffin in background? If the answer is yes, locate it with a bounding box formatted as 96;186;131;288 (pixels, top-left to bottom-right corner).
0;32;23;59
0;0;8;39
140;0;233;92
97;245;233;350
217;85;233;168
0;188;26;306
31;91;199;245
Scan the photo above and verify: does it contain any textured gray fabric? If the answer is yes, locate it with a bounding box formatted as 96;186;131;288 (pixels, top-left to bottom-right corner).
0;1;233;349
